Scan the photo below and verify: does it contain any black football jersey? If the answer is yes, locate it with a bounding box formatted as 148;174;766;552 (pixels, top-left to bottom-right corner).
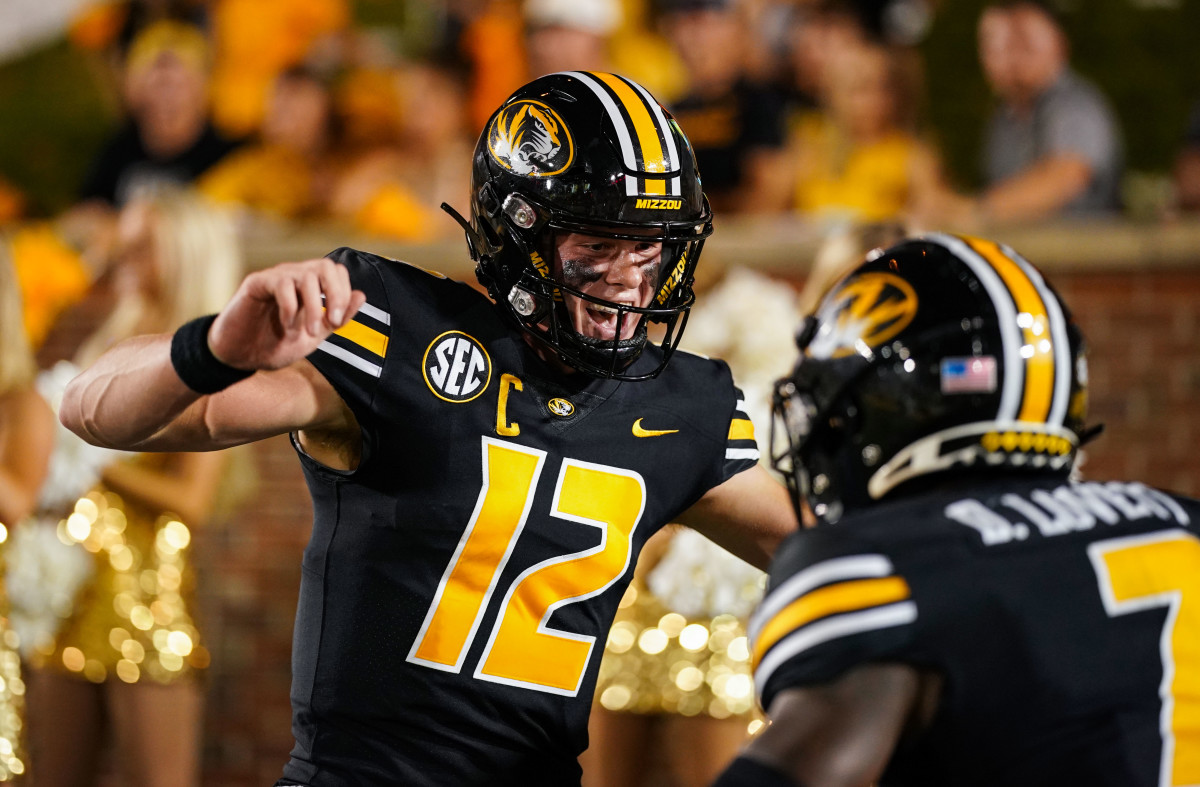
753;475;1200;787
280;248;760;786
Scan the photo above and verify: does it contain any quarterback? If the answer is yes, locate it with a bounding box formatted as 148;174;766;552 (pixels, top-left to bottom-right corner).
61;72;796;785
715;235;1200;787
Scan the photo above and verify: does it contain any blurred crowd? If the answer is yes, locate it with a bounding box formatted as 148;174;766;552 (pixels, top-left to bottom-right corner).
0;0;1198;783
0;0;1197;350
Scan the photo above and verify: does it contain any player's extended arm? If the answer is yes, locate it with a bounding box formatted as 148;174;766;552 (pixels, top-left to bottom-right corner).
676;464;798;570
61;257;367;452
714;663;930;787
978;153;1092;224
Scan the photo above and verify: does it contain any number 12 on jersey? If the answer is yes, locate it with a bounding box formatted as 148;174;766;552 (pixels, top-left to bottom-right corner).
407;437;646;695
1090;529;1200;787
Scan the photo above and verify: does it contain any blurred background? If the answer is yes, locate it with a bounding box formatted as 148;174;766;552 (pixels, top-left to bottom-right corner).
0;0;1198;783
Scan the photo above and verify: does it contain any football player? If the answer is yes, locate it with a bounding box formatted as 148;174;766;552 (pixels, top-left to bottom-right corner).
60;72;797;785
714;235;1200;787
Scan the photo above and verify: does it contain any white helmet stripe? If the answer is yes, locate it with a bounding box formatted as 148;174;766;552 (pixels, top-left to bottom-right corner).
558;71;679;197
999;242;1072;427
924;233;1024;422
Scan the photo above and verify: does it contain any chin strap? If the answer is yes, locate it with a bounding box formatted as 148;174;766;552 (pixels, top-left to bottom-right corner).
441;202;484;262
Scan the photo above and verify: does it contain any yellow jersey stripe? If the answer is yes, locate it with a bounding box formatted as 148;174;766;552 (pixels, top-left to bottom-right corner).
752;576;911;667
728;418;756;442
594;73;668;174
965;236;1054;423
334;319;389;358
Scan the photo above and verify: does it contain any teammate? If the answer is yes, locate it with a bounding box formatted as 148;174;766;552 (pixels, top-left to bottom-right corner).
715;234;1200;787
59;72;796;785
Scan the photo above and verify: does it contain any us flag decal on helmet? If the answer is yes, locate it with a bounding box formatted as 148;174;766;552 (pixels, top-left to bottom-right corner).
557;71;682;197
927;234;1072;429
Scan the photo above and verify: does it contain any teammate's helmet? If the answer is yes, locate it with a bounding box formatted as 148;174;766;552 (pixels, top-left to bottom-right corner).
443;71;713;381
772;234;1093;524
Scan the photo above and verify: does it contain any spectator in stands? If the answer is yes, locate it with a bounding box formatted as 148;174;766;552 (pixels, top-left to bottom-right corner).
779;0;870;118
660;0;789;215
784;38;947;225
327;59;473;241
524;0;621;77
77;20;242;209
523;0;688;105
1173;98;1200;211
922;0;1123;227
199;65;339;221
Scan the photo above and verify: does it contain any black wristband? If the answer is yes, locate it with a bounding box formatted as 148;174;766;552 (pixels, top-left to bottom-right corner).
170;314;255;394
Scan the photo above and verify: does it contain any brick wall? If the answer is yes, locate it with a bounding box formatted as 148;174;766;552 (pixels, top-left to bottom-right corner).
39;260;1200;785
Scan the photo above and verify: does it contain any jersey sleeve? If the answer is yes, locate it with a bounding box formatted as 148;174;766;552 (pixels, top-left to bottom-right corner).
721;387;761;481
305;247;395;436
748;528;918;711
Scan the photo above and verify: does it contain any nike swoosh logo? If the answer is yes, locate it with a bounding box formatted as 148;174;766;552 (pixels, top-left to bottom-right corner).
632;418;679;438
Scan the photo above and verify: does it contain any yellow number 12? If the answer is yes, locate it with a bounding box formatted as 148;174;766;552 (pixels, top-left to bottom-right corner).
1090;529;1200;786
407;437;646;696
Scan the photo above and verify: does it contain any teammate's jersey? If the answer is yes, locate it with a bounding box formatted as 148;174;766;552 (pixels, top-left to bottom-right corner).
752;475;1200;787
280;248;759;786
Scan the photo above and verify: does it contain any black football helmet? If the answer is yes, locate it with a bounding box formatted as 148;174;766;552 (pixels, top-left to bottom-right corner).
772;234;1095;524
442;71;713;380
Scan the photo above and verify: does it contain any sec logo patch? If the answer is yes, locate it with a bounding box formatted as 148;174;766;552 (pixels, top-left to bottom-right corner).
423;331;492;402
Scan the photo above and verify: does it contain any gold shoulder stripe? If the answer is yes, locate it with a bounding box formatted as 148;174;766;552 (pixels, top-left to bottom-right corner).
752;576;911;667
963;236;1054;423
728;418;756;442
333;319;388;358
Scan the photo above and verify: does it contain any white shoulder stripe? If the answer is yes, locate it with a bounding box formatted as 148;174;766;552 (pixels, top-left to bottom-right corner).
754;602;918;701
726;448;760;461
735;399;750;415
317;341;382;377
749;554;895;641
357;301;391;326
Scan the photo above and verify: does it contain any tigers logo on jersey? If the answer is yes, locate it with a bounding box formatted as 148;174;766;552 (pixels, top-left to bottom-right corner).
807;273;918;360
547;398;575;417
488;100;575;178
423;331;492;403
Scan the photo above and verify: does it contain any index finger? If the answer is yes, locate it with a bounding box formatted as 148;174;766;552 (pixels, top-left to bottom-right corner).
317;258;358;328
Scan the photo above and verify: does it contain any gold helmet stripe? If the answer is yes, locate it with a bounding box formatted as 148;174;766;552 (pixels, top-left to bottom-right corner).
963;237;1055;424
592;72;669;175
559;71;679;196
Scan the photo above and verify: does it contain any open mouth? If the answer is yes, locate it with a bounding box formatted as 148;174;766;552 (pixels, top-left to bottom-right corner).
583;302;641;341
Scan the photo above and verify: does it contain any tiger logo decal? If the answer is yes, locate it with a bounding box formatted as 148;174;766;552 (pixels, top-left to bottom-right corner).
488;100;575;177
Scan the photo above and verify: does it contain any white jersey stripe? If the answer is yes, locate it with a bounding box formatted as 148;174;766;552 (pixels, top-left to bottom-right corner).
925;233;1024;422
749;554;895;641
357;301;391;326
754;602;918;701
726;448;760;461
316;341;382;378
